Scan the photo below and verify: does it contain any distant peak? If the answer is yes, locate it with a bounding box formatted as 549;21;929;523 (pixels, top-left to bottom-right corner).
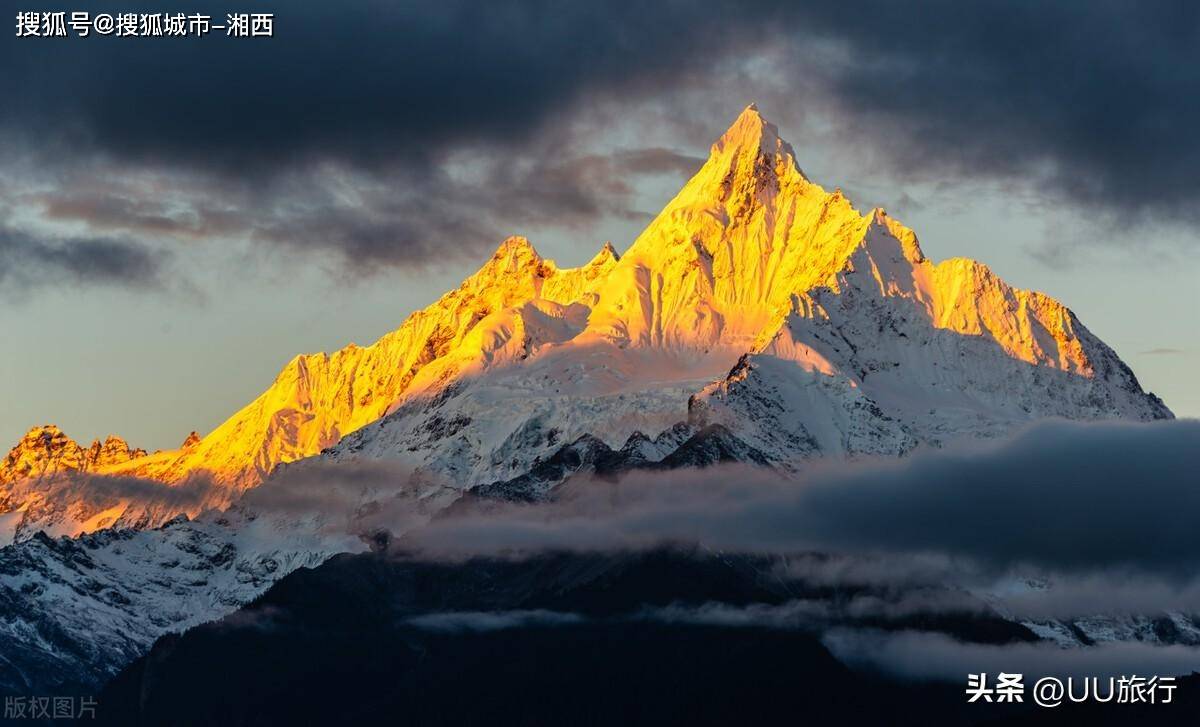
181;431;202;449
26;424;65;437
459;236;550;291
867;207;926;263
484;236;544;272
589;241;620;265
492;235;541;259
15;425;77;450
494;235;538;254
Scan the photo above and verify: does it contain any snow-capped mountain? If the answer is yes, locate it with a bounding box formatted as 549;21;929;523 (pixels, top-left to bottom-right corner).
0;105;1180;697
0;461;458;696
0;104;1171;536
0;515;336;695
321;104;1169;487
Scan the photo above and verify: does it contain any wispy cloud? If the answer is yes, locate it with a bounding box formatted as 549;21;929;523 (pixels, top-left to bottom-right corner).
0;225;169;296
823;629;1200;682
406;610;585;632
1139;348;1188;356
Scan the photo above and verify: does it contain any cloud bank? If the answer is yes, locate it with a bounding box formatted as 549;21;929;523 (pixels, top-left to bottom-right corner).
407;418;1200;574
824;629;1200;682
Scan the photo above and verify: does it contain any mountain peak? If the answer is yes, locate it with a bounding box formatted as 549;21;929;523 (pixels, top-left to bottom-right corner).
15;424;75;451
26;424;63;438
867;207;926;263
589;241;620;266
486;236;543;272
87;435;148;468
711;104;794;161
1;424;151;486
495;234;536;252
461;236;547;288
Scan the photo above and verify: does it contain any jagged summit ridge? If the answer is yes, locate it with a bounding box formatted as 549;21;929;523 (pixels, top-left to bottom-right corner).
0;425;146;485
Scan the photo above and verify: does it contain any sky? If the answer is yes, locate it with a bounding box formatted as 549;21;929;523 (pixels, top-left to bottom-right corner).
1;0;1198;451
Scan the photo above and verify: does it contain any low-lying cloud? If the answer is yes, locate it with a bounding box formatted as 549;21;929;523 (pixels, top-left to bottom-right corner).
394;418;1200;625
407;418;1200;574
0;471;218;543
824;629;1200;682
10;419;1196;631
0;457;446;546
406;609;585;633
241;459;456;539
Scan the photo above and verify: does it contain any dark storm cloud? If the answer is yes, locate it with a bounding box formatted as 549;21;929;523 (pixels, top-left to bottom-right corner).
3;0;755;281
784;419;1200;575
0;0;765;172
6;1;1194;209
610;149;706;178
392;419;1200;625
4;0;1200;282
240;146;664;269
0;226;167;293
777;1;1200;225
408;419;1200;577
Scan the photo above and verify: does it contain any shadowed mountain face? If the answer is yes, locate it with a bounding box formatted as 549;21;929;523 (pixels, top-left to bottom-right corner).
92;549;989;726
105;623;888;727
95;548;1198;727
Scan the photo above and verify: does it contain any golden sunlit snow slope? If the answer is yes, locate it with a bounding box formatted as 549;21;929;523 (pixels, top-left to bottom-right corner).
103;237;620;489
584;105;1093;375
